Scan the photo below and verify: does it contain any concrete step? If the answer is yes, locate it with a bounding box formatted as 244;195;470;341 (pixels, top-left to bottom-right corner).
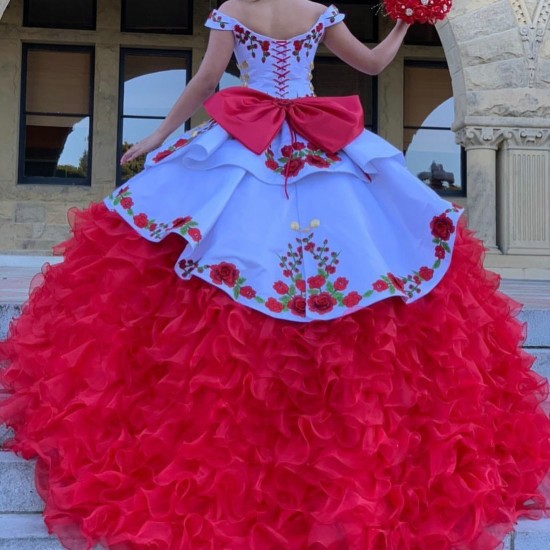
0;514;63;549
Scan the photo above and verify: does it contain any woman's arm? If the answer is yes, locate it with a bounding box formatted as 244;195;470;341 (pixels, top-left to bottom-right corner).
322;19;410;76
120;29;235;164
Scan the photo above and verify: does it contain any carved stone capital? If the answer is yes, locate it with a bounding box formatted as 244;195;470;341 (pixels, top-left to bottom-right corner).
455;127;505;150
501;127;550;148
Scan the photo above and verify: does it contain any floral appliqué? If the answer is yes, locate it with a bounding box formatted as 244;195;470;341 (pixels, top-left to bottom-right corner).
265;141;341;178
234;25;271;62
291;22;324;62
111;187;202;243
152;120;217;163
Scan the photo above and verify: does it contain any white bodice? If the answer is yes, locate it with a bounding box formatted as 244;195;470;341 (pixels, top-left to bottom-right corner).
205;4;345;98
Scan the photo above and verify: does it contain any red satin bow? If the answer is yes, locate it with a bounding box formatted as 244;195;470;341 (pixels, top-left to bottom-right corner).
204;87;365;155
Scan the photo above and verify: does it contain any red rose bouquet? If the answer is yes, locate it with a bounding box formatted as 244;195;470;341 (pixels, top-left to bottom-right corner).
383;0;452;24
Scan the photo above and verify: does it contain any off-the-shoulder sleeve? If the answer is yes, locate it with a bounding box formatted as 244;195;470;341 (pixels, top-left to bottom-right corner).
320;4;346;27
205;9;236;31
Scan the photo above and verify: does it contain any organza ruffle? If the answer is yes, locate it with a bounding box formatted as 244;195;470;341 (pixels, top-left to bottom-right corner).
1;202;549;550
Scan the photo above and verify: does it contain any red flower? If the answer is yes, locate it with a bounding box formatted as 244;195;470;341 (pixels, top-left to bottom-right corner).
304;242;315;252
188;228;202;242
173;216;192;228
210;262;240;287
240;286;256;299
261;40;270;51
284;158;305;178
288;295;306;317
316;22;323;32
265;158;278;170
281;145;294;158
388;273;405;292
308;292;336;314
120;197;134;209
419;266;434;281
307;275;326;289
266;297;284;313
333;277;348;291
283;269;292;277
295;279;306;292
306;155;330;168
343;291;362;308
133;213;148;228
293;40;303;51
413;275;421;284
234;24;244;33
293;142;306;150
152;149;173;163
430;213;455;241
372;279;388;292
149;223;157;231
174;138;188;148
435;245;446;259
325;265;336;274
273;281;289;295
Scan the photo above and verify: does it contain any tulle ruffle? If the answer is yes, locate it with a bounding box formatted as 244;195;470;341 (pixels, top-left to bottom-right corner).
1;202;549;550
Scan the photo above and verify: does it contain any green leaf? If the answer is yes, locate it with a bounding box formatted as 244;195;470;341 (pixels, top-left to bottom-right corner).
442;242;451;253
432;238;439;244
363;290;374;298
236;277;245;285
389;287;396;295
433;259;441;269
113;196;121;205
233;287;240;299
288;285;296;296
334;292;344;300
254;296;265;304
317;268;326;276
326;281;335;293
127;208;134;216
309;289;320;295
280;296;291;305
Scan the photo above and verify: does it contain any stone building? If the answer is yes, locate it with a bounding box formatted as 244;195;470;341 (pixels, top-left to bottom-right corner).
0;0;549;279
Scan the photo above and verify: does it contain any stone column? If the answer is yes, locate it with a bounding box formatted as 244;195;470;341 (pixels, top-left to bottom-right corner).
498;128;550;254
0;1;10;20
455;126;504;253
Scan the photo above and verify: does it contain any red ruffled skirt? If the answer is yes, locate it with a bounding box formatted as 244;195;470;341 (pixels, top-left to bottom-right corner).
1;202;549;550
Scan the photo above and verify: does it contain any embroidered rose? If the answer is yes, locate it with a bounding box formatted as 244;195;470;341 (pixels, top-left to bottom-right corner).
388;273;405;292
372;279;388;292
419;266;434;281
240;286;256;299
210;262;240;287
266;297;284;313
304;242;315;252
293;40;303;51
435;245;446;259
295;279;306;292
273;281;289;295
293;142;306;150
173;216;191;228
288;295;307;317
307;274;325;289
430;213;455;241
326;265;336;274
308;292;336;314
284;158;306;178
333;277;348;291
261;40;270;51
265;158;278;170
188;228;202;242
281;145;294;158
133;213;148;228
306;154;330;168
120;197;133;209
343;291;362;308
152;150;173;163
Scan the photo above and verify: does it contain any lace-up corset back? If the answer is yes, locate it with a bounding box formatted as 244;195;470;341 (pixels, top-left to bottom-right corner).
205;4;345;98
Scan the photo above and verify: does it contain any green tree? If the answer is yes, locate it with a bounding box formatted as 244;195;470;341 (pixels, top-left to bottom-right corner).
120;142;145;182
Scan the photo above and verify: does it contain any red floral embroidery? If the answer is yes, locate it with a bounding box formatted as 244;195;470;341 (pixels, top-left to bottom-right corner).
288;295;307;317
430;213;455;241
273;281;289;294
209;262;240;288
152;120;216;164
266;297;284;313
290;23;324;62
265;141;341;179
233;25;271;62
239;286;256;299
133;213;148;228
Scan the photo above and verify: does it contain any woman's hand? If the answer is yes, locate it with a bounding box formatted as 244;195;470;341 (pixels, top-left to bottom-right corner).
120;132;165;165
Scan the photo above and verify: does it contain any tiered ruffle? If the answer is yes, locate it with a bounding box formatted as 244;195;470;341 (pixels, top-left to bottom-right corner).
1;202;549;549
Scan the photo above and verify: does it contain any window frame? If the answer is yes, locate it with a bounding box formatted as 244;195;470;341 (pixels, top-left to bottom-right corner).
120;0;193;35
403;59;466;197
23;0;97;31
313;55;378;133
18;43;95;186
116;47;193;186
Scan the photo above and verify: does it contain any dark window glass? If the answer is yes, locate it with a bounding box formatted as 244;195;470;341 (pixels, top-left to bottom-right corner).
121;0;192;34
118;49;191;184
328;1;378;43
24;0;96;30
403;61;464;196
19;45;94;184
313;57;376;131
405;23;442;46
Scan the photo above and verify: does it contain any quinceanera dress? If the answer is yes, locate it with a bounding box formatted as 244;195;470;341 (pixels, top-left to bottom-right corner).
1;5;549;550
